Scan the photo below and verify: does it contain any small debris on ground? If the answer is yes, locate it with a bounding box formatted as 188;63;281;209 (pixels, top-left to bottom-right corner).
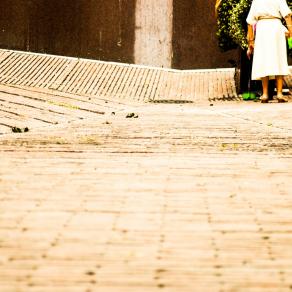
126;113;139;118
11;127;29;133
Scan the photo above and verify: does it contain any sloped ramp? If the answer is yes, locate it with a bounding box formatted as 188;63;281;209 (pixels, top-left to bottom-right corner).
0;49;238;103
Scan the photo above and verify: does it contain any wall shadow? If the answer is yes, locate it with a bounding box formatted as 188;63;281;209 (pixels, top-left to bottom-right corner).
172;0;237;69
79;0;136;63
0;0;136;63
0;0;28;50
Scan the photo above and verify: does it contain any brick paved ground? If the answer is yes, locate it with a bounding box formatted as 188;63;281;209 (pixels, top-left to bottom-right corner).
1;100;292;292
0;51;292;292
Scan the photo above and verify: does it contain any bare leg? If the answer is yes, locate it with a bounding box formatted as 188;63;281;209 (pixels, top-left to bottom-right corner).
260;76;269;102
276;75;288;102
276;75;283;96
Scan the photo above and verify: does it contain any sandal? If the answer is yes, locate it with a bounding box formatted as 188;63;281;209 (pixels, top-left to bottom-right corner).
276;95;288;103
260;95;269;103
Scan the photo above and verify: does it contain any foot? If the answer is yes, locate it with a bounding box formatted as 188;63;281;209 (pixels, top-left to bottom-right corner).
276;94;288;103
260;95;269;103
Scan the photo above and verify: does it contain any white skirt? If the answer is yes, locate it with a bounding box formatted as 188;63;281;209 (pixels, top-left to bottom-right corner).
252;19;290;80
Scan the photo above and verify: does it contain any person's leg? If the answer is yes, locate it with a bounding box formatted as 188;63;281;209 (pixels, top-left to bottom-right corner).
276;75;288;102
260;76;269;102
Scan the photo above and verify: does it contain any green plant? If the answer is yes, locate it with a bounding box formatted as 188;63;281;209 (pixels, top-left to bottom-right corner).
216;0;239;51
229;0;252;49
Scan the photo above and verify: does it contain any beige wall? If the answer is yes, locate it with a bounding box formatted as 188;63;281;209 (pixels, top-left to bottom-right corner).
134;0;173;68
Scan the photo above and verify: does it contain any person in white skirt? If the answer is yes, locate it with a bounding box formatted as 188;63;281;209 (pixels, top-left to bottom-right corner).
246;0;292;102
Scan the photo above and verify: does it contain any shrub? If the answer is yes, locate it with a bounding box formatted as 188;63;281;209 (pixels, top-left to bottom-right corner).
216;0;239;51
229;0;252;49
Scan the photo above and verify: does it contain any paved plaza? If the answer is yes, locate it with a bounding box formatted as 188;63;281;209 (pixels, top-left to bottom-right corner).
0;50;292;292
